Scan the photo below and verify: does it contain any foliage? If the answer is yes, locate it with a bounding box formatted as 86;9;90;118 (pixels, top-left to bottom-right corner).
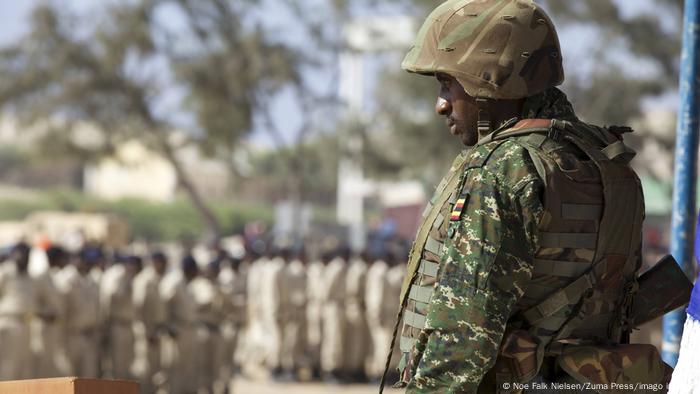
0;0;300;239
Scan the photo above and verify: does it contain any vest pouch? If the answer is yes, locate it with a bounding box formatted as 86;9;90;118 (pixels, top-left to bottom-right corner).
494;329;543;393
556;344;672;394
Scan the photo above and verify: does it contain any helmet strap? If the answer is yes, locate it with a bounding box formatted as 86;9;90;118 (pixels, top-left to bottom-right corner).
475;97;492;136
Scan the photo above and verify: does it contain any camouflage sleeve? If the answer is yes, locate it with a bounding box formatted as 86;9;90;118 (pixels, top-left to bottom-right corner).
407;141;544;393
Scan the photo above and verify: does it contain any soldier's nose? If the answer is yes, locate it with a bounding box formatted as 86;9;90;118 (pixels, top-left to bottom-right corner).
435;97;451;116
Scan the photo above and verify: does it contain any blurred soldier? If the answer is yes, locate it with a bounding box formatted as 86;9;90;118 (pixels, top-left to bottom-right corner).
244;250;267;368
191;260;228;393
0;242;36;379
219;254;247;375
161;255;199;394
101;255;142;379
343;251;370;381
59;249;101;378
133;251;168;393
280;248;308;379
321;249;348;381
33;245;68;377
306;252;329;377
365;253;390;380
384;251;404;383
260;248;287;377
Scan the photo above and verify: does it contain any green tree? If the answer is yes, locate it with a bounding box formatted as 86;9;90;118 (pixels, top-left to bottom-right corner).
0;0;298;240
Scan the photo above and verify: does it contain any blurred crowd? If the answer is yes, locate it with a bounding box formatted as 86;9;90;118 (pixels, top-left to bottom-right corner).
0;237;406;393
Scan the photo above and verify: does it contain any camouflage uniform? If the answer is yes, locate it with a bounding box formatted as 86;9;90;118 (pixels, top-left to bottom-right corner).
392;1;672;392
398;89;572;392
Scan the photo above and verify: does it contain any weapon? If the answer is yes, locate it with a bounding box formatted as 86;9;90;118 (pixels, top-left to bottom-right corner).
632;255;693;328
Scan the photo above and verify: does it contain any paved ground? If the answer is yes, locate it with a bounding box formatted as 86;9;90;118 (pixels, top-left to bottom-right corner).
231;378;402;394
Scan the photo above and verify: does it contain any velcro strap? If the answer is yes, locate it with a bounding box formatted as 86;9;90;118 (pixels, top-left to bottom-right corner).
561;203;603;221
527;133;547;148
409;285;433;304
403;310;427;329
418;260;440;278
424;237;444;255
539;232;597;249
602;141;636;163
533;259;591;278
523;272;595;325
400;336;416;352
432;213;445;229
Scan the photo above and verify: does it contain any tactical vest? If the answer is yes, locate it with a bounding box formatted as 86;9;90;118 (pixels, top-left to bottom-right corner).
388;119;671;392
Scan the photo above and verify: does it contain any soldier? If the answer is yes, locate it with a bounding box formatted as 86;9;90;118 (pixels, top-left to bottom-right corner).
306;251;329;378
243;250;267;368
386;1;672;392
365;252;390;381
33;245;68;377
260;247;287;377
133;251;168;393
225;254;247;373
191;260;228;393
100;255;142;379
161;255;199;394
280;247;308;379
320;248;348;381
0;242;36;380
59;249;101;378
343;251;370;381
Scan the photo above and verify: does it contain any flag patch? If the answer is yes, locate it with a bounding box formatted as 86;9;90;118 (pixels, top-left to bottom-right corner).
450;197;466;221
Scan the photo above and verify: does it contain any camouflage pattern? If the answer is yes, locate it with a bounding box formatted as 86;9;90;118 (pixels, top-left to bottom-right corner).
558;345;673;393
402;0;564;100
397;89;579;392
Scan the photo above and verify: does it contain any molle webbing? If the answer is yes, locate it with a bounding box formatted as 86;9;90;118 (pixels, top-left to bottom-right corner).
483;119;643;383
399;152;469;301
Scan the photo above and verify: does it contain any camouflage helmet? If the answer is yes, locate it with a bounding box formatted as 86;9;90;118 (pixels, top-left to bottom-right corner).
402;0;564;100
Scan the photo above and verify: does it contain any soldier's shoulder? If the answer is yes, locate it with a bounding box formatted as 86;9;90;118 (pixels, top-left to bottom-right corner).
465;139;542;192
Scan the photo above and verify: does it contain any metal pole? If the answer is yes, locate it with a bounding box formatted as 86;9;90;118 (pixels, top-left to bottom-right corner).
663;0;700;367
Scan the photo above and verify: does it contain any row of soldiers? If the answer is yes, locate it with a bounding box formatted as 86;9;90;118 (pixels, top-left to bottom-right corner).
0;240;405;392
243;246;404;383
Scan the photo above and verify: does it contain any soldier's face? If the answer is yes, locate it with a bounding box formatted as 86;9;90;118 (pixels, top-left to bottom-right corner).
435;73;479;146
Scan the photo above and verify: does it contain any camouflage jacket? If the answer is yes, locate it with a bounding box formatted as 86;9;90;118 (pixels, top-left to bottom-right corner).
402;88;579;393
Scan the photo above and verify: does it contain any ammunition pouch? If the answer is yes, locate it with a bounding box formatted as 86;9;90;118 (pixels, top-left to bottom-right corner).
493;329;543;393
556;344;672;394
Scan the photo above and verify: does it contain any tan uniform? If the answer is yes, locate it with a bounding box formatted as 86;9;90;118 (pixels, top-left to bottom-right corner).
32;266;66;377
260;257;286;371
160;272;198;394
191;276;227;392
365;260;391;378
101;264;137;379
344;258;370;374
321;257;347;373
0;264;36;380
58;265;100;378
219;266;246;373
281;260;308;372
243;257;267;366
132;265;166;392
306;260;325;372
384;264;404;373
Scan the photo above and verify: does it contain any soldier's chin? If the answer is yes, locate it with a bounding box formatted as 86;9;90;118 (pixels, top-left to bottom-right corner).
458;129;478;146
